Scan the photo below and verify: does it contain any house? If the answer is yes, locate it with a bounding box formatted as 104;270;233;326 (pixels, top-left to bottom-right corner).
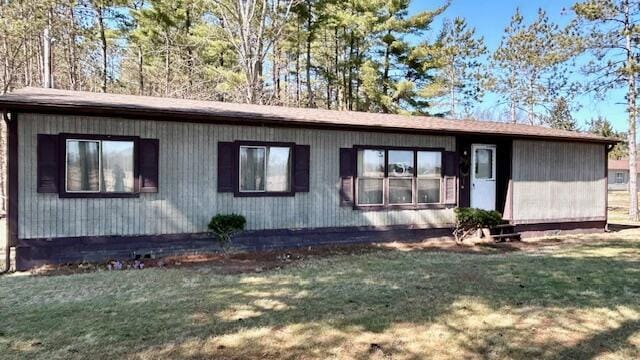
608;158;639;191
0;88;616;270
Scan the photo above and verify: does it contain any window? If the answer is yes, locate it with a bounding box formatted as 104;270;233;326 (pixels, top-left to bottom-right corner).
239;145;292;193
65;138;135;194
357;149;385;205
474;148;494;179
616;172;625;184
356;147;442;207
417;151;441;204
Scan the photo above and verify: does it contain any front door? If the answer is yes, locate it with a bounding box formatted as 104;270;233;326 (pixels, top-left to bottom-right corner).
471;144;496;211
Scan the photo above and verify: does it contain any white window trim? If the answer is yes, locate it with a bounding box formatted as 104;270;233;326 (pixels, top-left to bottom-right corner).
65;139;101;193
65;138;136;194
356;149;386;206
238;145;292;193
616;172;625;184
239;145;267;193
355;148;443;207
416;151;442;205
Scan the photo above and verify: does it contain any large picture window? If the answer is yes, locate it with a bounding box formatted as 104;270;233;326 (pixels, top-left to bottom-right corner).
239;145;292;193
65;137;136;195
356;147;442;208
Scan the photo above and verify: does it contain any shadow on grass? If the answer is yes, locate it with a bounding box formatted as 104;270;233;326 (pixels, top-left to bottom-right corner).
2;244;640;359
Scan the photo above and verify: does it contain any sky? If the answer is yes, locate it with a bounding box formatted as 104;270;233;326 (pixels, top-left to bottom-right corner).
409;0;629;132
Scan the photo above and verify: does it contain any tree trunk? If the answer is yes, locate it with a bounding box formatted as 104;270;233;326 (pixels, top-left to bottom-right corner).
97;5;107;92
164;33;170;97
625;0;638;221
305;0;313;107
334;27;339;108
295;21;301;107
185;6;194;94
68;4;78;90
137;45;144;95
43;8;52;89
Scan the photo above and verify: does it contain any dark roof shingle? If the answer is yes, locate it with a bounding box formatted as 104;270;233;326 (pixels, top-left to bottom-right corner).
0;87;617;144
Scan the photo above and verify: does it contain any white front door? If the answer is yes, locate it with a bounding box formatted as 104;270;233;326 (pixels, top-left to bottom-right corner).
471;144;497;211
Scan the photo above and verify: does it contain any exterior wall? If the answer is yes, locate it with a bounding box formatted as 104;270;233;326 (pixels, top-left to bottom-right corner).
511;140;606;223
18;113;456;239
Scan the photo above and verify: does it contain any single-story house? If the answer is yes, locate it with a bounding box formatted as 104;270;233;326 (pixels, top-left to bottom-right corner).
0;88;616;270
608;158;639;191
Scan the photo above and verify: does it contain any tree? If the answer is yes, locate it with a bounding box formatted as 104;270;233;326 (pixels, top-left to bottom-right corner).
213;0;296;104
588;116;628;159
546;97;578;130
573;0;640;220
436;17;487;118
358;0;450;114
490;8;579;124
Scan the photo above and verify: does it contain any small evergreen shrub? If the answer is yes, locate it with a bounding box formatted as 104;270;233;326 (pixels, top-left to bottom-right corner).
453;208;503;244
208;214;246;253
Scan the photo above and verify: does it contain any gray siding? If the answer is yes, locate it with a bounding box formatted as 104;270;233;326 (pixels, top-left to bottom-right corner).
18;113;456;239
608;170;635;191
512;140;606;222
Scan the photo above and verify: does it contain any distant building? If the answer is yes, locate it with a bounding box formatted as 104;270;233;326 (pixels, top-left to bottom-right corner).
608;159;639;191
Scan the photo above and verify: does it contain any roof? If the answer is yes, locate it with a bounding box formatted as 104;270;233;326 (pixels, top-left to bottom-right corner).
608;159;639;170
0;87;617;144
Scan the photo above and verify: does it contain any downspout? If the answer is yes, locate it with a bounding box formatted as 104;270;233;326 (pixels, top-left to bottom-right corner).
605;143;615;232
1;109;9;273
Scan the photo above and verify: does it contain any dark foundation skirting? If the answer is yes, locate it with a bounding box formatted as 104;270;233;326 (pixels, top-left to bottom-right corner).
15;226;454;270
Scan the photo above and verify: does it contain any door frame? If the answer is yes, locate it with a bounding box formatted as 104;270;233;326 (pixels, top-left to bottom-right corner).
470;143;497;210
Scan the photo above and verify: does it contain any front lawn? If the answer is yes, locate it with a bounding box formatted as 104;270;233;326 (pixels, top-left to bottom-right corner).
2;230;640;359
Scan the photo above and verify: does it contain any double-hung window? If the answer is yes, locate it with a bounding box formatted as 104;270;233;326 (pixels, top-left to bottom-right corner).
239;144;292;193
65;138;136;195
356;147;442;208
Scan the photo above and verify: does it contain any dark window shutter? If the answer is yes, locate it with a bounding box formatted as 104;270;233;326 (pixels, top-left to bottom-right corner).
293;145;310;192
340;148;356;177
217;142;236;192
339;148;356;206
139;138;159;193
37;134;59;193
443;151;458;177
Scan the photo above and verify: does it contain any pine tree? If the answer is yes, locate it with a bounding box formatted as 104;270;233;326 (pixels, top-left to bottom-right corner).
490;8;578;124
546;97;578;130
573;0;640;220
436;17;487;118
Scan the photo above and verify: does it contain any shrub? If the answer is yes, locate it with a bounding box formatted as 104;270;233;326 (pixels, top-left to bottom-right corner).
208;214;246;253
453;208;503;244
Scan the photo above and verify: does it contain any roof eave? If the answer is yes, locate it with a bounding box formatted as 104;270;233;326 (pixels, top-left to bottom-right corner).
0;101;618;145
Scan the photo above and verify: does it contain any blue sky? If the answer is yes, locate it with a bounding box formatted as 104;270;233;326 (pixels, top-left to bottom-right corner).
409;0;628;132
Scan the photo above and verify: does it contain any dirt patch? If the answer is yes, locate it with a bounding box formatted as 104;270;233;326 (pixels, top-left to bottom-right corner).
25;235;594;277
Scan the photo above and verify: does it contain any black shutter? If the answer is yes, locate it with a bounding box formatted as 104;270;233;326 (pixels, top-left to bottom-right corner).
139;138;160;193
293;145;310;192
217;142;236;192
37;134;59;193
443;151;458;177
339;148;356;206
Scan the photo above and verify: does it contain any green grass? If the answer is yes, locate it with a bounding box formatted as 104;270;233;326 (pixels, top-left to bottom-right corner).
609;191;640;225
2;230;640;359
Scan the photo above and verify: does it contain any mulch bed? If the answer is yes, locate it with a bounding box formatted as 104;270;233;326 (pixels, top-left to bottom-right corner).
25;236;569;277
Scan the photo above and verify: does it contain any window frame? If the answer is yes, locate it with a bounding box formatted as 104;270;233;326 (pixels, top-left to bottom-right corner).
234;140;295;197
615;172;625;184
59;133;140;198
353;145;447;210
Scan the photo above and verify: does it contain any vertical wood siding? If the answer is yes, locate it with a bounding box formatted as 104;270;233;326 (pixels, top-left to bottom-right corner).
18;113;456;239
512;140;606;222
